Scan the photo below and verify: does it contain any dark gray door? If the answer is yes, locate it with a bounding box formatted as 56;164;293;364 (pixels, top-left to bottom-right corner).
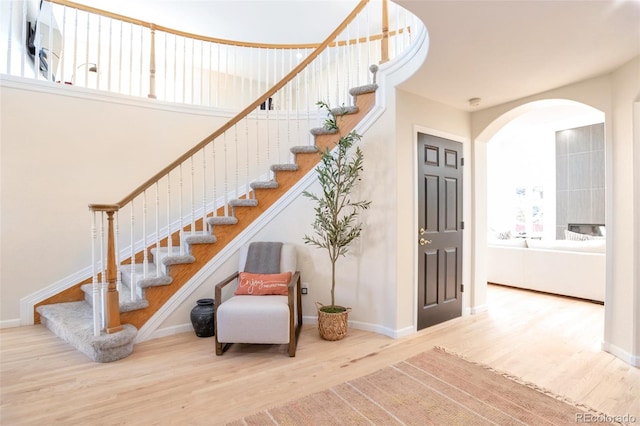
417;133;463;330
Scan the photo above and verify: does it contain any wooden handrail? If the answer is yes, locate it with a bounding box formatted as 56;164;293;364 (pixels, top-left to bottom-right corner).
96;0;371;209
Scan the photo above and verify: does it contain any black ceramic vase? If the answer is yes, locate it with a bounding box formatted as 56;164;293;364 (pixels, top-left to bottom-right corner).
190;298;215;337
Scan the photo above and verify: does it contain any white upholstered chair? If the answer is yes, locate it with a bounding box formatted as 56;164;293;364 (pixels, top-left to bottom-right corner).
214;242;302;356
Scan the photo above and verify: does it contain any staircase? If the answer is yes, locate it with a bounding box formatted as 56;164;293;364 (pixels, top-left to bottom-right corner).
36;84;378;362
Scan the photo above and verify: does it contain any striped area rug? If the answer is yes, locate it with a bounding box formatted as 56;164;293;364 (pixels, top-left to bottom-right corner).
227;347;617;425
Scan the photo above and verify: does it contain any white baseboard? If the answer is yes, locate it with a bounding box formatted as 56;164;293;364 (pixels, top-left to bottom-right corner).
0;318;21;329
601;341;640;367
470;304;488;315
304;315;415;339
147;323;195;341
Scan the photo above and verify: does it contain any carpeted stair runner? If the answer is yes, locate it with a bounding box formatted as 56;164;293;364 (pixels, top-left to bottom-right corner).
36;83;377;362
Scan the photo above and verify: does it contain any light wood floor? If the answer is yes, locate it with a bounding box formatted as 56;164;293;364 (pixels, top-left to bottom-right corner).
1;285;638;425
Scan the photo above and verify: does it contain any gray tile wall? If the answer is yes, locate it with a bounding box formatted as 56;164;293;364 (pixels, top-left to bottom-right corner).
555;123;605;239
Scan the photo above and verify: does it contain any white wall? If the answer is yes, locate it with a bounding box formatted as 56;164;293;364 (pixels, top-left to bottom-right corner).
606;57;640;366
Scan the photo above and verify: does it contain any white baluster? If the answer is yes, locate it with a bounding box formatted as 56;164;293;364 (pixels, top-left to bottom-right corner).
142;190;148;277
212;138;218;218
138;25;143;96
107;19;112;91
245;117;250;198
162;32;167;100
115;210;121;293
179;163;185;255
234;126;239;200
326;46;331;105
275;50;282;164
202;147;207;234
167;173;172;256
346;27;352;101
190;37;195;103
355;12;361;88
182;36;187;103
265;55;272;175
117;21;122;93
155;182;161;276
96;16;101;89
20;0;27;77
256;108;261;180
46;1;53;81
83;13;90;87
295;54;301;136
130;203;136;301
334;40;340;107
287;49;292;146
90;210;100;336
200;40;204;105
99;211;107;329
276;69;282;164
59;6;66;83
216;43;221;107
5;0;12;75
128;23;133;95
223;133;229;217
304;52;310;131
207;42;212;106
232;46;238;107
190;156;196;235
249;47;253;106
173;34;177;102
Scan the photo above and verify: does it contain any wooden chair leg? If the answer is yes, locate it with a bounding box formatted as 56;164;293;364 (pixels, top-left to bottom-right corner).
215;336;223;355
215;336;230;356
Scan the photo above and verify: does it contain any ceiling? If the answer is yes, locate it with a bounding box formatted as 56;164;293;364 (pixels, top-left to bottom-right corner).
396;0;640;111
72;0;639;112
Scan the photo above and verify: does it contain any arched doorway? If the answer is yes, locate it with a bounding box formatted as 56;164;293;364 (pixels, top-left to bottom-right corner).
470;98;608;338
485;100;606;303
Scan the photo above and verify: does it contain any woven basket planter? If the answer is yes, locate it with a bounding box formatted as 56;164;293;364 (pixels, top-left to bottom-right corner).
316;302;352;341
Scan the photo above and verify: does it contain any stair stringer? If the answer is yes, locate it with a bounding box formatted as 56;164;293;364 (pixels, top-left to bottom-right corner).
135;101;386;343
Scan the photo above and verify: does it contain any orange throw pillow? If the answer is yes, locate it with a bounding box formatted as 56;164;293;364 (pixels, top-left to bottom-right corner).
235;272;292;295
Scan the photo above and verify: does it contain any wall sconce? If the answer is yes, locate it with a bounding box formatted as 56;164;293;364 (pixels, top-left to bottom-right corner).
71;62;98;86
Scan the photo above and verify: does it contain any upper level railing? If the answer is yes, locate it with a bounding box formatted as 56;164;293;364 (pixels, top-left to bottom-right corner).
2;0;418;109
1;0;425;336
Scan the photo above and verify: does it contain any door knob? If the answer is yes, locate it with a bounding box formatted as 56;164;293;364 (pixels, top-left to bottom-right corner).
419;228;426;235
419;238;432;246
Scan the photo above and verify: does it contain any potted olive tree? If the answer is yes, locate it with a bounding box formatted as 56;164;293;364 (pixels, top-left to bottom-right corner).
303;101;371;341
